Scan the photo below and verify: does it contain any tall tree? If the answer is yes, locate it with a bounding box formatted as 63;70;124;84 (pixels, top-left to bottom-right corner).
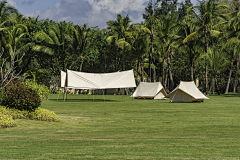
183;0;229;95
106;14;133;71
156;13;179;91
33;21;73;72
72;24;91;71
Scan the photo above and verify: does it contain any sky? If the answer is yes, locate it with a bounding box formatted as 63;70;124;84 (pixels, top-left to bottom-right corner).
5;0;197;29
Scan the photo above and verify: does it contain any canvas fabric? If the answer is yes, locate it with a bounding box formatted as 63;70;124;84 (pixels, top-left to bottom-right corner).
58;71;67;87
168;81;209;102
132;82;167;99
59;69;136;89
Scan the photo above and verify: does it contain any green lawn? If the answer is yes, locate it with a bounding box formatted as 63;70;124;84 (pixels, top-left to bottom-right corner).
1;94;240;159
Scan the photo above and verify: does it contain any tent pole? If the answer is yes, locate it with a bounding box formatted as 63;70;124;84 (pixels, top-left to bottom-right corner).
64;90;67;102
102;89;105;102
122;88;123;101
63;87;65;101
132;88;133;101
57;92;60;101
63;88;64;100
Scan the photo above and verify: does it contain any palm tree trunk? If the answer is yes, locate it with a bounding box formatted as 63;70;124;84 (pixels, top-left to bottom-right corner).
153;58;156;81
162;58;165;85
204;31;208;95
148;33;153;82
123;50;125;71
79;59;84;72
168;55;174;91
141;56;144;82
214;73;220;95
115;50;118;71
189;45;193;81
233;53;240;93
193;62;196;83
225;58;234;94
211;70;215;95
137;58;140;83
164;62;169;90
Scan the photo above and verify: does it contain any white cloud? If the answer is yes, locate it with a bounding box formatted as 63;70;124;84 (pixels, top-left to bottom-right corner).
24;0;149;29
6;0;17;8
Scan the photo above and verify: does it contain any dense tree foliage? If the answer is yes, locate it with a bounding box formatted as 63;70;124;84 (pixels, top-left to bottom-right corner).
0;0;240;94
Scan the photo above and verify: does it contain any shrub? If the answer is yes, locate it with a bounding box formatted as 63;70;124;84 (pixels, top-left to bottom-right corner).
56;91;64;94
0;106;58;128
0;106;16;128
1;81;41;112
23;80;51;100
28;107;58;122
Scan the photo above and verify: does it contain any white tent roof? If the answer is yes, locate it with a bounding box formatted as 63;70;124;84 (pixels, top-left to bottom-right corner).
132;82;167;99
59;69;136;89
168;81;209;100
59;71;66;88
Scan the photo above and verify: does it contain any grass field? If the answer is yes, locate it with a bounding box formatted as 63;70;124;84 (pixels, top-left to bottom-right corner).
1;94;240;159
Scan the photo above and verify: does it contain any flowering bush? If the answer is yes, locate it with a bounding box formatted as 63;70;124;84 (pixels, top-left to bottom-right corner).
0;106;58;128
0;106;16;128
23;80;51;100
28;107;58;122
1;81;41;112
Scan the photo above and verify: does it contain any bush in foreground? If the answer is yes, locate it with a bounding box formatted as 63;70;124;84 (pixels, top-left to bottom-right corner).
1;81;41;112
28;107;58;122
0;106;58;128
0;106;16;128
23;80;51;100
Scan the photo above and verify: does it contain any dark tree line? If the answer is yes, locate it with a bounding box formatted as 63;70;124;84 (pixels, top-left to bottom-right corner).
0;0;240;94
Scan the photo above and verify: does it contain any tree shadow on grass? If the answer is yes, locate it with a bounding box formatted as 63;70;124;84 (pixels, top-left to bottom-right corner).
208;94;240;97
48;99;121;102
223;94;240;97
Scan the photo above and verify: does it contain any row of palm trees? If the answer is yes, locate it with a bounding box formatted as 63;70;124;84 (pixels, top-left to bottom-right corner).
105;0;240;94
0;0;239;94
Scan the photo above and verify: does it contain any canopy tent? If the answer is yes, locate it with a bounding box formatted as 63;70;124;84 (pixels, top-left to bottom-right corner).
59;71;67;88
166;81;209;102
132;82;167;100
59;69;136;89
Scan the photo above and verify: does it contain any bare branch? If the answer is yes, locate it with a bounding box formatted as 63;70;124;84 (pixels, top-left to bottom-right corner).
0;47;23;91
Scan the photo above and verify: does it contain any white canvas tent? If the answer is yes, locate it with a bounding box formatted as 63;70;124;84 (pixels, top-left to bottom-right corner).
59;69;136;89
166;81;209;102
58;69;136;101
132;82;167;100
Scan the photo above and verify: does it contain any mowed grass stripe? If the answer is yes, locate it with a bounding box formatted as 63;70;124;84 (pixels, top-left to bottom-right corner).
0;94;240;159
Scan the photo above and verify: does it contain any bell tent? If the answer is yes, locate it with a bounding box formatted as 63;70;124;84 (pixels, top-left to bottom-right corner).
132;82;167;100
167;81;209;102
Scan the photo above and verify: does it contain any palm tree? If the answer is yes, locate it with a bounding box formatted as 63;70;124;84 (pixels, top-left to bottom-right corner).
144;13;156;82
33;21;73;71
106;14;133;71
183;0;229;95
207;45;226;95
224;9;240;94
0;1;18;49
131;24;150;81
156;13;179;91
72;24;91;71
180;10;199;81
